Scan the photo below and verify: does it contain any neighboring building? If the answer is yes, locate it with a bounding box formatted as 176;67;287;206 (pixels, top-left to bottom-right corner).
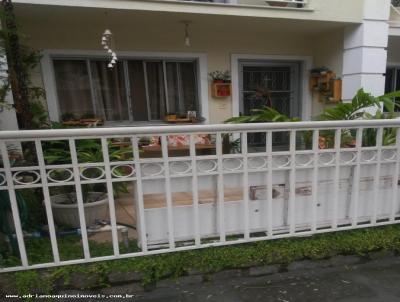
1;0;399;129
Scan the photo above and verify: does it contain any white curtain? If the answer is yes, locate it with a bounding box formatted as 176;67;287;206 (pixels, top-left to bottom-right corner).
146;62;165;120
53;60;93;119
90;61;128;121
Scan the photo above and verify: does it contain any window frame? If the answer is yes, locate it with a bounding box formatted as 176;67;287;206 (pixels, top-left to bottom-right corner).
41;50;208;125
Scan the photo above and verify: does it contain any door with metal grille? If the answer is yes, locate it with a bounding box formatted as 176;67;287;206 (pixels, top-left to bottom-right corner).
239;61;301;150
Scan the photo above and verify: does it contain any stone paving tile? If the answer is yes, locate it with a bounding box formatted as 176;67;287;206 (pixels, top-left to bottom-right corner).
132;260;400;302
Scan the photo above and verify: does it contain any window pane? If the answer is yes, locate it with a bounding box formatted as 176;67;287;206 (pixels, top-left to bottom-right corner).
166;62;179;114
166;61;198;116
179;62;198;113
146;62;166;120
385;68;394;93
127;61;148;121
396;69;400;111
396;69;400;91
90;61;128;121
53;60;93;119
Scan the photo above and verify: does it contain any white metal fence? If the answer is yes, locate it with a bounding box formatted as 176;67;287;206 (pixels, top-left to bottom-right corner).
1;119;400;273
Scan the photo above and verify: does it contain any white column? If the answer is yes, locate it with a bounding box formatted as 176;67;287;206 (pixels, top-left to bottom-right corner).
0;23;19;131
342;0;391;101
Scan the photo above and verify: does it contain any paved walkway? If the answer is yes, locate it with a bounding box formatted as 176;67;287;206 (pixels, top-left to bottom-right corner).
134;256;400;302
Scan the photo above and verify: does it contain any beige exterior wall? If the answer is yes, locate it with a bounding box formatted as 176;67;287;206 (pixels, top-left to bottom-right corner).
312;29;344;115
16;5;347;123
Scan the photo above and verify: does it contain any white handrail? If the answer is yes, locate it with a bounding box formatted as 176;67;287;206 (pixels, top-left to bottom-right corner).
1;119;400;140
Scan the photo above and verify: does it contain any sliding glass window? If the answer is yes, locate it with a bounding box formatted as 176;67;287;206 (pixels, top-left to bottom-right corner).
53;60;94;120
52;58;199;123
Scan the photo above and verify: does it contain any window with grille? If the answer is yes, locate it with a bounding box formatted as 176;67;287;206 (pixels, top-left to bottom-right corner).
385;67;400;112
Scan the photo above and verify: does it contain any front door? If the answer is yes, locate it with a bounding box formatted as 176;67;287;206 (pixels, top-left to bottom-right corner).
239;60;301;149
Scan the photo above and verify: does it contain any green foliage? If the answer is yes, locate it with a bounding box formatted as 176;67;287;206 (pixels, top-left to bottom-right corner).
42;139;132;199
43;139;132;165
225;89;400;148
5;224;400;297
318;89;400;121
318;89;400;147
14;270;52;299
0;3;48;129
29;101;49;129
225;106;300;124
208;70;230;82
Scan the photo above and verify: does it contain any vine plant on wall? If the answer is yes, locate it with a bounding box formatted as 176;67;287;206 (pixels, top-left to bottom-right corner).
0;0;48;129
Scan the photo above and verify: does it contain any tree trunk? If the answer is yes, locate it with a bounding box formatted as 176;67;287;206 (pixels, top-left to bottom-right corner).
1;0;33;129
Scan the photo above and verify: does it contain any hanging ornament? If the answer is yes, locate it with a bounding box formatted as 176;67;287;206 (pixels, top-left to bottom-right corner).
181;21;191;47
101;28;117;68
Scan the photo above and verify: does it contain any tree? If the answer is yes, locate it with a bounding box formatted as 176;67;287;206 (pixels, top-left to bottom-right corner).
0;0;46;129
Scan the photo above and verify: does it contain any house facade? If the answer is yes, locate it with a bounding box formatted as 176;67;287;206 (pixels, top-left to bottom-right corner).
0;0;399;128
4;0;400;275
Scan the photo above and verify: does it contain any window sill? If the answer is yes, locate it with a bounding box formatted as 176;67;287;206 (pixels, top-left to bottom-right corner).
102;120;207;127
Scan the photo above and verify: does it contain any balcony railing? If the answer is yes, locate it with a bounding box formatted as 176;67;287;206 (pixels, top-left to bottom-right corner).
1;119;400;273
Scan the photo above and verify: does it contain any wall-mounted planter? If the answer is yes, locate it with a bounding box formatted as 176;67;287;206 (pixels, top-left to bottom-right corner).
212;82;231;98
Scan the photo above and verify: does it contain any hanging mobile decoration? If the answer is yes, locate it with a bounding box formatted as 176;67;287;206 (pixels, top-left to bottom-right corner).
101;29;117;68
181;21;191;47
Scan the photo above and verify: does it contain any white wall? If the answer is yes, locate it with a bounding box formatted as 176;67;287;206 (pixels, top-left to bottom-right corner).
342;0;391;101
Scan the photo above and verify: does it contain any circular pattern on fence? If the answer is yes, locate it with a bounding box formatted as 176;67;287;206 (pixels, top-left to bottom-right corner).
47;168;74;183
13;170;41;185
80;166;105;180
197;160;217;173
111;164;135;178
318;153;335;166
272;155;291;168
361;150;377;162
248;157;267;170
0;173;6;186
222;158;243;171
170;161;191;175
141;163;164;177
340;152;357;164
382;149;396;161
295;154;313;167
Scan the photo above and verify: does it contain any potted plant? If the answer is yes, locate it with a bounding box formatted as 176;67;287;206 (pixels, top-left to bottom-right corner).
61;112;77;122
225;89;400;150
50;191;108;228
165;112;177;121
222;70;231;83
80;112;104;126
43;139;133;228
209;70;230;83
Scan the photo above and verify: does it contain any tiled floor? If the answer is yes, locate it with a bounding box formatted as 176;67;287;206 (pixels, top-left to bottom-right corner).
88;188;138;243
